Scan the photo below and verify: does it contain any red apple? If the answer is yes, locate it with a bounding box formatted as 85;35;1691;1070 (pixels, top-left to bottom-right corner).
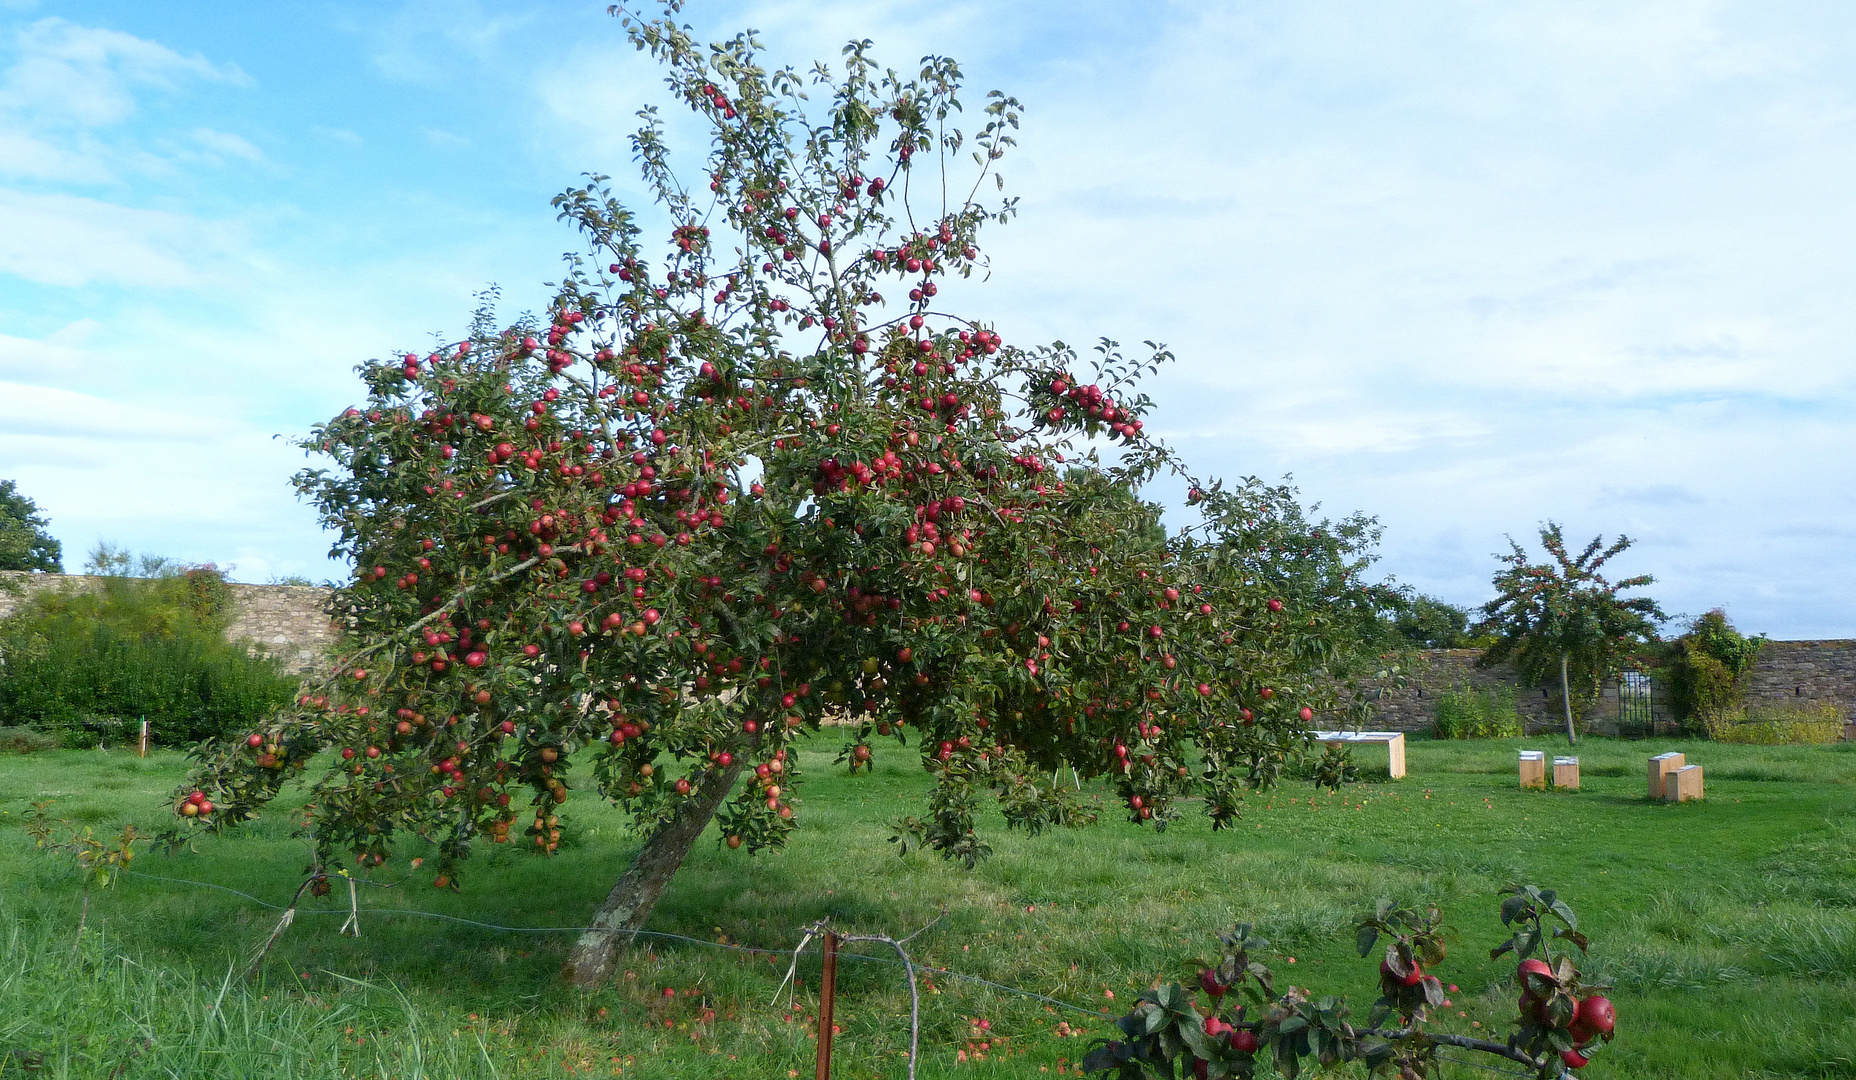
1570;995;1614;1041
1516;958;1553;996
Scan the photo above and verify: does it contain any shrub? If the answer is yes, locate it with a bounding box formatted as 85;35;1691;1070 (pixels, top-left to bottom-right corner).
0;726;58;754
1431;686;1524;739
1662;610;1765;729
1704;703;1844;746
0;566;298;746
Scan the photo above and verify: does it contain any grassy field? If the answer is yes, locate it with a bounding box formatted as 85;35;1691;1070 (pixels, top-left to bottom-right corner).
2;734;1855;1079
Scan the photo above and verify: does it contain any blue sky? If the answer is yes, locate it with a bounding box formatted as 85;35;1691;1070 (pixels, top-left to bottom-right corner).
1;1;1851;638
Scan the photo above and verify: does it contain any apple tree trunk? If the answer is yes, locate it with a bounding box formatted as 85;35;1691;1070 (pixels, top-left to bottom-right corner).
1560;651;1576;746
562;758;745;988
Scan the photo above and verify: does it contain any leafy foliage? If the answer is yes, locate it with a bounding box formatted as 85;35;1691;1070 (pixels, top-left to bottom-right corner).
1478;523;1665;738
1183;477;1397;674
1086;886;1612;1079
25;799;141;889
1659;609;1764;727
166;6;1356;895
0;563;296;746
0;479;61;574
1310;743;1359;791
1389;593;1475;649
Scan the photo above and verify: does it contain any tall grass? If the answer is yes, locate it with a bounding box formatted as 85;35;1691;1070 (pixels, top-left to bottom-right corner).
0;904;522;1080
1430;686;1523;739
1705;702;1845;746
3;738;1856;1079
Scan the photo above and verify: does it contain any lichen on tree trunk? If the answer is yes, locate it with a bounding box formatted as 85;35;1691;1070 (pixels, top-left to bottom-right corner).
562;758;745;988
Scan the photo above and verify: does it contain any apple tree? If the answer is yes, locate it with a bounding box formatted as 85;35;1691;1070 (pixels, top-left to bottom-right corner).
1478;523;1665;745
167;5;1346;987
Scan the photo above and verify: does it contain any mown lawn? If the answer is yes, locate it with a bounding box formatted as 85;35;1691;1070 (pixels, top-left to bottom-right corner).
2;734;1854;1079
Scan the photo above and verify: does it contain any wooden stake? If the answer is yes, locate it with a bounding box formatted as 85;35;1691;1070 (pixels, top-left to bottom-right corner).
138;718;149;759
816;932;839;1080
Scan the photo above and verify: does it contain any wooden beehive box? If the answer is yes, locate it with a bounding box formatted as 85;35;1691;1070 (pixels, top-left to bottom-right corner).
1664;764;1704;802
1518;751;1546;790
1553;756;1580;791
1648;752;1685;799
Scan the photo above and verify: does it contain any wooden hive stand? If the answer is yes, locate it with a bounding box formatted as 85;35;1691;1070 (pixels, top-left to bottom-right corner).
1518;751;1546;790
1648;752;1685;799
1553;756;1581;791
1311;731;1406;779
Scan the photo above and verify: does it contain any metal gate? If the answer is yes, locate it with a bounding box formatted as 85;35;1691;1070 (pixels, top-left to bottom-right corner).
1619;670;1653;738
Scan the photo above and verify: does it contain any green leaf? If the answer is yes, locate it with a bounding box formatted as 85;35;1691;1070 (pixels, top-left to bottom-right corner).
1356;924;1379;958
1178;1021;1212;1059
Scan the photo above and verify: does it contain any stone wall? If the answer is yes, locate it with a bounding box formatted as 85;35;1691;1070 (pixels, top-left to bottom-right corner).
1350;641;1856;736
0;572;338;675
1347;650;1637;736
221;583;341;674
1740;640;1856;713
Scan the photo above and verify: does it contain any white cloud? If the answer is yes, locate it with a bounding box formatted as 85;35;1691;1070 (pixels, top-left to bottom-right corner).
0;18;258;185
352;0;540;84
0;326;94;385
0;381;230;441
0;17;247;128
190;126;264;162
0;188;248;287
0;125;110;181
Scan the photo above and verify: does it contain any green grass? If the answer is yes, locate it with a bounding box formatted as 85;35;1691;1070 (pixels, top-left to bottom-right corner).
2;735;1855;1078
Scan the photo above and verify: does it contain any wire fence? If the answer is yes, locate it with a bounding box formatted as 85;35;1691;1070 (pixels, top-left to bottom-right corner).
115;867;1117;1022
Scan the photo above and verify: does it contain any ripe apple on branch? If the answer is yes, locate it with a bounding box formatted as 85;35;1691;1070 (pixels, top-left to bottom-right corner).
1086;885;1614;1079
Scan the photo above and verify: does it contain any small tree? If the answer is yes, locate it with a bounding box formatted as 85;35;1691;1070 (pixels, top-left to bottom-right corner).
0;480;62;573
1478;523;1664;745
